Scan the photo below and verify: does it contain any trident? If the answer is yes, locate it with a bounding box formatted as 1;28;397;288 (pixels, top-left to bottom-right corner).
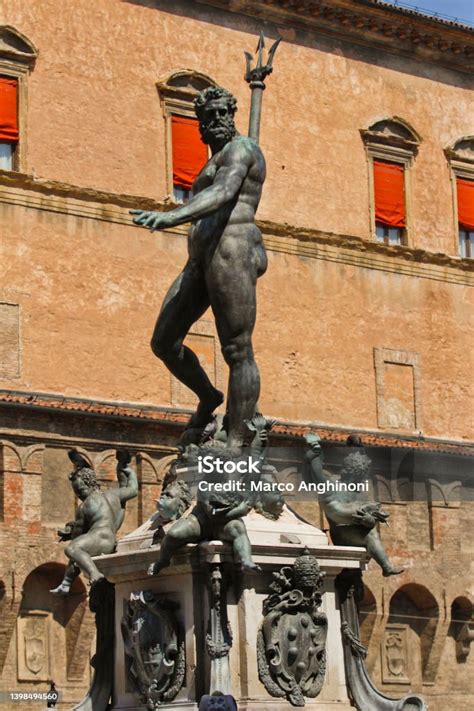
244;31;281;144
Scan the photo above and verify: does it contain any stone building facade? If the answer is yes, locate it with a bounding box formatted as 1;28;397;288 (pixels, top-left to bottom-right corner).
0;0;473;708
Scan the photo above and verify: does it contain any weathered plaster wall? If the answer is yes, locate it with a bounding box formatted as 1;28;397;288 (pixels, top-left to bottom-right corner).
2;0;473;253
1;203;472;440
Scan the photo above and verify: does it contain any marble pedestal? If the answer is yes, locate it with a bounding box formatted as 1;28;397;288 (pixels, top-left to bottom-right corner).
96;506;367;711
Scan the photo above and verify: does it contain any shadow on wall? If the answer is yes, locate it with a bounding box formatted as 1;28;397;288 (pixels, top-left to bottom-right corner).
359;583;377;649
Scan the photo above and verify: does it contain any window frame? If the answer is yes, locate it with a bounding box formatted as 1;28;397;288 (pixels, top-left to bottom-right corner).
447;156;474;260
165;101;208;203
0;27;38;173
375;223;405;246
366;145;413;247
156;70;215;202
458;228;473;259
0;62;27;172
361;118;421;248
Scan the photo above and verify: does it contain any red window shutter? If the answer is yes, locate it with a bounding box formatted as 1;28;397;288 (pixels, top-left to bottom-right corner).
373;160;405;228
171;115;207;190
0;77;19;142
457;178;474;231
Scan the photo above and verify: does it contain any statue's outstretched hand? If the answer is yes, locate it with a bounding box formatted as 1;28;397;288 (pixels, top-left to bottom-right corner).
130;210;174;232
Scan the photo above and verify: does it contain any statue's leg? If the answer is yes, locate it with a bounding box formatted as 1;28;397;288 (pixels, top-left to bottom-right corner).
151;262;223;427
50;562;80;595
365;529;404;576
222;520;261;571
208;251;259;448
65;531;115;584
149;515;202;575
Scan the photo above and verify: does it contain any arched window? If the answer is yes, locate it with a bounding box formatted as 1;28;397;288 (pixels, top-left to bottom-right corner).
0;26;37;171
17;563;91;692
387;583;439;686
449;596;473;661
361;118;421;247
445;137;474;259
157;70;216;203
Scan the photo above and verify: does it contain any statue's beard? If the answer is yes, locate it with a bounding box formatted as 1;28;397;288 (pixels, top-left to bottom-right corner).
200;117;236;146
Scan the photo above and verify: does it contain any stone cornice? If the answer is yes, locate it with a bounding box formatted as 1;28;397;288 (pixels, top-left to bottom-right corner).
194;0;473;73
0;169;159;211
1;171;473;286
1;389;473;454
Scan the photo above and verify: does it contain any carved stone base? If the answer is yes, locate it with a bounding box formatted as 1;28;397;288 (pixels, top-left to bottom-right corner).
96;506;364;710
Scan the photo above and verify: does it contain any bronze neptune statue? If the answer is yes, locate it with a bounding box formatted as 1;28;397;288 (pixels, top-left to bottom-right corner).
131;86;267;449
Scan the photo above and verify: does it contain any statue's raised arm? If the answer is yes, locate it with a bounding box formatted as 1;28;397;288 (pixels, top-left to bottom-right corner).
304;433;330;486
116;449;139;504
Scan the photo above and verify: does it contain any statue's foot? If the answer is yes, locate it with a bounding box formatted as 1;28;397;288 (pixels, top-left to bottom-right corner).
187;389;224;430
50;582;71;596
382;566;405;577
148;561;169;576
241;561;262;572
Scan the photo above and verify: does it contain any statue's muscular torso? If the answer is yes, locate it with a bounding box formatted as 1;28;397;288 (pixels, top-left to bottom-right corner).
188;135;267;277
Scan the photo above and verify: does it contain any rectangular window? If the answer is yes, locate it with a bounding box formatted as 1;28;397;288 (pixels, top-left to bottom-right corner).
459;229;473;259
376;224;403;246
373;159;405;245
0;76;19;170
171;114;207;203
457;178;474;258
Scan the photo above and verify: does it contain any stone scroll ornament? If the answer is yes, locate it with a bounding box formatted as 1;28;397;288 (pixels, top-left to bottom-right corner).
206;566;233;694
336;569;427;711
257;548;328;706
121;590;185;709
73;579;115;711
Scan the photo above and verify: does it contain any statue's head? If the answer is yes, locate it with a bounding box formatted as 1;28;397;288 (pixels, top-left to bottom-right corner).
194;86;237;149
340;451;371;482
69;465;100;500
253;466;284;520
156;480;191;523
